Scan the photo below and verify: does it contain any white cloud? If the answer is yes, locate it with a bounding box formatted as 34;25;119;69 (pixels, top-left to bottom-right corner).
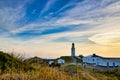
55;17;96;25
0;7;24;28
0;0;120;58
54;0;78;14
10;0;120;35
0;5;26;38
39;0;57;16
89;32;120;46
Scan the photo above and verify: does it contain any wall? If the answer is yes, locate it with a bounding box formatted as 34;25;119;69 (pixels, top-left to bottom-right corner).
83;56;120;67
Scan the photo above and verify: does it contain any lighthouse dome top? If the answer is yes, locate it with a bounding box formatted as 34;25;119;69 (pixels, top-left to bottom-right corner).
72;43;74;45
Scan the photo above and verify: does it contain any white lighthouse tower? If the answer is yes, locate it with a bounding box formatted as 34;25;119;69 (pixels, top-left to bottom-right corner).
71;43;75;56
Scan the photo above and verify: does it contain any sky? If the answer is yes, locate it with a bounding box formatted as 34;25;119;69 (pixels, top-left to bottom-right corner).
0;0;120;58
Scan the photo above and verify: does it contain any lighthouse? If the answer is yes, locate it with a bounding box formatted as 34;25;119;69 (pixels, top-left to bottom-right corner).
71;43;75;56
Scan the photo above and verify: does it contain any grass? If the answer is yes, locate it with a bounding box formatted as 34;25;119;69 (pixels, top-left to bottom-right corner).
0;51;120;80
0;51;73;80
0;65;73;80
56;56;74;63
62;64;120;80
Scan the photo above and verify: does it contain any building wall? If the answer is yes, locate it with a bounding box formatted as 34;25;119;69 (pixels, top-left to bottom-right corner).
71;48;75;56
97;59;120;67
58;59;65;64
83;57;120;67
97;59;107;66
49;61;54;65
83;57;98;64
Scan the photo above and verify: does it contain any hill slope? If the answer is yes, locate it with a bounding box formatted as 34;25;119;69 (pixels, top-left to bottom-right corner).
0;51;120;80
0;51;34;73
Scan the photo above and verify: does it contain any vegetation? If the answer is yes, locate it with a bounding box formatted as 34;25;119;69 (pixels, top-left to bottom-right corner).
78;54;84;59
56;56;74;63
0;51;120;80
0;51;72;80
63;65;120;80
0;51;24;72
0;65;73;80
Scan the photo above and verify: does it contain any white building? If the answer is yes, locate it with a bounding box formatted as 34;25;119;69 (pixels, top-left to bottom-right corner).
48;61;54;65
58;59;65;64
83;54;120;67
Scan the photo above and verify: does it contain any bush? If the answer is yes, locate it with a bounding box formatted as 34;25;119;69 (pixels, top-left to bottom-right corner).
0;51;26;72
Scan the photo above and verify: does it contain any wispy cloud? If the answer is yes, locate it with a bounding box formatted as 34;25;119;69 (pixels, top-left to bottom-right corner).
0;0;120;58
89;32;120;46
7;0;120;44
0;1;27;37
39;0;57;16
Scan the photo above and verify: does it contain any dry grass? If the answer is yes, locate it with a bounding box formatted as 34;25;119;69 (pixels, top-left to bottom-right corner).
0;64;120;80
0;65;74;80
0;51;120;80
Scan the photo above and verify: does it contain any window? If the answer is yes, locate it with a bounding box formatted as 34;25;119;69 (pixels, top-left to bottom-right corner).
107;62;109;67
93;59;94;61
97;62;99;65
113;62;115;66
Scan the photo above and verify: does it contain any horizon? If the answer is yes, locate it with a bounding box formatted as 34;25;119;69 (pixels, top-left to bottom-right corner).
0;0;120;58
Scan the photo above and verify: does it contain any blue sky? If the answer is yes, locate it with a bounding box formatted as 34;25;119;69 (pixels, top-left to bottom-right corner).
0;0;120;58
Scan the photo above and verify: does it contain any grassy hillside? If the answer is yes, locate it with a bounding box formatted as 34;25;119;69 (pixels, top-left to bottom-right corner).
0;65;73;80
63;65;120;80
24;56;44;64
0;51;120;80
0;51;25;72
55;56;74;63
24;56;55;66
24;56;82;65
0;51;73;80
